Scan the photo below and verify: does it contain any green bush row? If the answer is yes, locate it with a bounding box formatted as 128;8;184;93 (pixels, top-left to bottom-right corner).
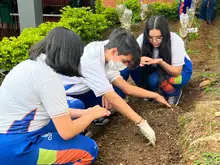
148;1;179;21
124;0;141;23
95;0;119;26
116;0;178;22
0;7;111;71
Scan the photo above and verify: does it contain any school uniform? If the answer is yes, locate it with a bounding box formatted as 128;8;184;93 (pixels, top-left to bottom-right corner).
61;40;129;109
129;32;193;97
0;54;97;165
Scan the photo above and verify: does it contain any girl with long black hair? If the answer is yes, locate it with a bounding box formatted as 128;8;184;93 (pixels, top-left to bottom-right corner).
0;27;110;165
130;16;193;106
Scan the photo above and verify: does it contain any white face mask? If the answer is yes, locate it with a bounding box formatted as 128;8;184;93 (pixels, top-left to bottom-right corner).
108;60;127;71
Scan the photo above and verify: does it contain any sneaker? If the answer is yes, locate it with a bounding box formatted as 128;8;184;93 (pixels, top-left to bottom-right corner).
168;90;182;106
93;117;110;126
81;130;93;138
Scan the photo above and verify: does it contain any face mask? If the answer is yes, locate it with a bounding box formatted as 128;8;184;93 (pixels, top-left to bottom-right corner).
116;61;127;70
107;60;127;71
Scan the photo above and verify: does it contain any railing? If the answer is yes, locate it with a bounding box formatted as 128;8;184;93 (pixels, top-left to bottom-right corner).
10;13;61;17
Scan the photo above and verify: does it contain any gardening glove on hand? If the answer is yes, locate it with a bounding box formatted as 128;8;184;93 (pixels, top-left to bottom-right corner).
137;120;156;147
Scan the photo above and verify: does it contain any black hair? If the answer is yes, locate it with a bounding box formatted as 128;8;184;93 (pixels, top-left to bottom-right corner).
141;16;172;92
105;28;141;69
29;27;84;77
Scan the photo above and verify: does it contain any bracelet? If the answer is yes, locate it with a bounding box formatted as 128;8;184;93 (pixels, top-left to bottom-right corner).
137;118;143;125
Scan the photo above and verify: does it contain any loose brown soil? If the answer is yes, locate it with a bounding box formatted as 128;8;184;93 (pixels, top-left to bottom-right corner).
93;83;200;165
93;17;220;165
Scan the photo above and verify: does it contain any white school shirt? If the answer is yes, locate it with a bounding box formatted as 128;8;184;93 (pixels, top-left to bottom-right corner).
0;54;68;134
61;40;121;97
137;32;191;66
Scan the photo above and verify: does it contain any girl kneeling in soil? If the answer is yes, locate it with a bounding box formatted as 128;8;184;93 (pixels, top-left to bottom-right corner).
0;27;110;165
130;16;193;106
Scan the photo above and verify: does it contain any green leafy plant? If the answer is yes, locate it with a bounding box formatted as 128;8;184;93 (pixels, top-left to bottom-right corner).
0;6;111;71
192;17;200;28
95;0;119;26
101;7;119;26
60;6;109;42
124;0;141;23
0;22;60;71
117;0;141;23
189;33;199;41
95;0;105;14
151;2;179;21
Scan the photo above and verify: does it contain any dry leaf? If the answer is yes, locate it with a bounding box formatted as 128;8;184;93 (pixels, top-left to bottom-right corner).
199;80;211;89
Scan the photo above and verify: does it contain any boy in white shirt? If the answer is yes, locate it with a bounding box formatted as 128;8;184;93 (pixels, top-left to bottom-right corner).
61;29;171;147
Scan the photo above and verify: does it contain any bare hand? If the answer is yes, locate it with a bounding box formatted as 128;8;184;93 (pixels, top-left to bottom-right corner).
140;57;162;67
87;105;111;119
154;94;171;108
140;57;152;67
102;96;112;110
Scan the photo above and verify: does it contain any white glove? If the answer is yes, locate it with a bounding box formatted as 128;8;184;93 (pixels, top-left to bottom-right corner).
137;120;156;147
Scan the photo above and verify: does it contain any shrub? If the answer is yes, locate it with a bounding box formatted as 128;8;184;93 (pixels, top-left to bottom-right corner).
116;0;141;23
0;22;60;71
101;7;119;26
60;6;109;42
124;0;141;23
116;1;178;22
149;2;179;21
95;0;119;26
95;0;105;14
0;6;110;71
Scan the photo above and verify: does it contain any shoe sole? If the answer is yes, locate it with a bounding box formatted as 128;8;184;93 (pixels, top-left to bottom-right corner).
93;118;110;126
85;131;93;138
81;130;93;138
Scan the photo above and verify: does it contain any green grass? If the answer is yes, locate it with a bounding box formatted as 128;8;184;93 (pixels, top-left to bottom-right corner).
189;33;200;41
205;41;213;50
186;49;201;55
194;152;220;165
198;72;220;93
199;73;218;79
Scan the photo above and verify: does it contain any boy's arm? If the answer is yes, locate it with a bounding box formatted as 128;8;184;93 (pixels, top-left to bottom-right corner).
112;77;171;107
104;90;142;123
104;90;157;147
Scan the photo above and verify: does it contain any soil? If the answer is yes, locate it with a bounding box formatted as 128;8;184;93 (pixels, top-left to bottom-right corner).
93;17;220;165
93;82;201;165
